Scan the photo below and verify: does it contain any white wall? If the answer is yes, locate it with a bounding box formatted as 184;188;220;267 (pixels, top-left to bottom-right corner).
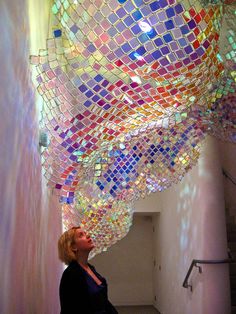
91;215;155;306
0;1;62;313
134;193;162;213
153;136;231;314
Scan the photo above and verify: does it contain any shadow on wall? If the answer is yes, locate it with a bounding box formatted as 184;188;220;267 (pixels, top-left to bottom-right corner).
0;1;62;314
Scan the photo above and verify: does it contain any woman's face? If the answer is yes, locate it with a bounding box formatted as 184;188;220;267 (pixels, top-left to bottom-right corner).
72;228;95;253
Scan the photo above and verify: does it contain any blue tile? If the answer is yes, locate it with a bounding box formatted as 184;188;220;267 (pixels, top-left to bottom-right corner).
54;29;62;37
154;37;163;46
161;46;170;54
174;3;184;14
88;44;96;53
124;15;135;27
163;33;173;43
166;7;175;18
85;90;93;98
165;20;175;30
150;1;160;11
78;84;87;92
121;42;132;52
116;7;127;18
84;100;92;107
188;19;196;29
147;29;157;39
131;24;142;35
132;10;143;21
136;46;147;55
180;25;189;35
94;74;103;82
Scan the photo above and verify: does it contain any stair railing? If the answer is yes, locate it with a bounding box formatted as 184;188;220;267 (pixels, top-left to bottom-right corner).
183;170;236;291
183;257;235;291
223;168;236;186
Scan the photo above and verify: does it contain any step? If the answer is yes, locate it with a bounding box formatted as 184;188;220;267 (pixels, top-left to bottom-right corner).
226;223;236;231
228;249;236;258
226;215;236;224
228;242;236;252
231;275;236;290
116;306;160;314
227;223;236;232
230;264;236;275
232;306;236;314
227;233;236;242
231;290;236;306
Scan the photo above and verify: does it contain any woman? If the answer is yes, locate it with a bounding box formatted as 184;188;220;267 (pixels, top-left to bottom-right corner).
58;226;118;314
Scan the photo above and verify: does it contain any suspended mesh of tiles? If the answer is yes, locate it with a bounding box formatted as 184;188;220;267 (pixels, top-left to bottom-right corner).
31;0;236;254
62;194;134;257
188;3;236;142
81;118;205;201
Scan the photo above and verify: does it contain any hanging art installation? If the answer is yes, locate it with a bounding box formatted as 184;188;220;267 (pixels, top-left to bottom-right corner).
31;0;236;256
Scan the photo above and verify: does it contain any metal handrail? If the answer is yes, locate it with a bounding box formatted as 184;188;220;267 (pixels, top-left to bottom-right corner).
183;258;235;291
223;168;236;186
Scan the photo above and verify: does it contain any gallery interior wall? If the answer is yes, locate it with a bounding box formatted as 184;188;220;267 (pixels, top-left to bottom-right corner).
0;1;62;313
0;1;234;314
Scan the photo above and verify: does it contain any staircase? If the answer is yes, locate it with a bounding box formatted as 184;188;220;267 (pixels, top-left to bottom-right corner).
116;306;160;314
223;167;236;313
226;214;236;314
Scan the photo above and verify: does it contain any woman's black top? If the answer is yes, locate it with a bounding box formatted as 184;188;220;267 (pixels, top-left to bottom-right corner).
59;261;118;314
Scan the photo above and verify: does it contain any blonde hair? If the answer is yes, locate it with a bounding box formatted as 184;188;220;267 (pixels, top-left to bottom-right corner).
58;226;80;265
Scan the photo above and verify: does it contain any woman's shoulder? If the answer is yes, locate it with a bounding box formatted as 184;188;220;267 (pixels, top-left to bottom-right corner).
59;262;90;301
62;261;84;277
61;261;87;287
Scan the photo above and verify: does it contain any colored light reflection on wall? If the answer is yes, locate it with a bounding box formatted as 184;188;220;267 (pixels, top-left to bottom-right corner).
31;0;236;254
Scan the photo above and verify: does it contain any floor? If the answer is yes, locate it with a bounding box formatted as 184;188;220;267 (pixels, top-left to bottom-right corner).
116;305;160;314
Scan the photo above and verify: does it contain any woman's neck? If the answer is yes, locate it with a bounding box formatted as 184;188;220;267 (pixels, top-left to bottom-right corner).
76;252;89;268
